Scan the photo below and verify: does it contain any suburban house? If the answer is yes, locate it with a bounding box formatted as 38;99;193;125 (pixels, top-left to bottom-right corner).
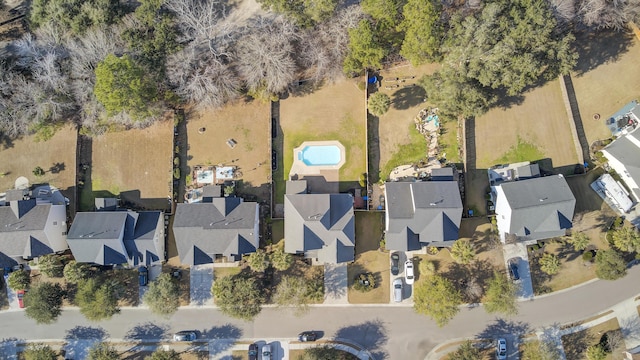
284;180;355;264
0;186;68;267
601;125;640;204
173;186;259;265
492;175;576;243
67;199;165;266
384;180;463;251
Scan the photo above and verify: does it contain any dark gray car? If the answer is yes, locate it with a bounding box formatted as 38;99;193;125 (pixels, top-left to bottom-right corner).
390;252;400;275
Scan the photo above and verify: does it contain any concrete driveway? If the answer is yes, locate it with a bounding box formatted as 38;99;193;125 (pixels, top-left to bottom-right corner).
502;243;534;299
324;263;348;304
389;251;413;304
139;264;163;304
190;264;214;306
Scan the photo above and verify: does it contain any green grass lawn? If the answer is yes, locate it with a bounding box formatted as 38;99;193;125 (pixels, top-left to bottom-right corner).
439;119;461;164
282;113;366;189
380;123;427;181
271;219;284;244
495;136;546;165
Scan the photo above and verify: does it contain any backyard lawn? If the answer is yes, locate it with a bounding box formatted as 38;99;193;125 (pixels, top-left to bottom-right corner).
81;121;173;211
474;79;577;170
279;79;366;193
187;100;271;202
0;125;77;213
374;63;441;181
571;30;640;145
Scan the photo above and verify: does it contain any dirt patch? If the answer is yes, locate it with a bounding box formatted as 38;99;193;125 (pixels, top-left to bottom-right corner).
571;31;640;146
474;79;577;169
561;318;622;360
187;100;271;202
347;250;390;304
0;125;76;208
465;169;490;216
86;121;173;210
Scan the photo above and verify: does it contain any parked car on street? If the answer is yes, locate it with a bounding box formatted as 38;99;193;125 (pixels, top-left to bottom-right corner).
508;258;520;282
390;252;400;275
248;343;258;360
298;331;318;342
496;338;507;360
139;266;148;286
393;278;403;302
16;289;25;308
173;331;197;341
261;343;272;360
404;259;415;285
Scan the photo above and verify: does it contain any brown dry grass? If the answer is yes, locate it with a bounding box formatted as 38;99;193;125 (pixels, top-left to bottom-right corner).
474;79;577;169
376;63;440;172
0;125;76;206
279;78;367;186
571;31;640;145
89;121;173;209
186;100;271;201
161;264;191;306
561;318;621;360
530;240;598;295
347;250;390;304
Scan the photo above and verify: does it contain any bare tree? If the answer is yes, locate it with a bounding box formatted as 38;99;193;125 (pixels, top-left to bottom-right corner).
549;0;577;29
236;17;298;94
167;46;240;109
299;5;363;82
577;0;640;30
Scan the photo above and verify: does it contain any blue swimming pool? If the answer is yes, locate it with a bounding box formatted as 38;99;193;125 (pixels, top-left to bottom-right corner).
298;145;341;166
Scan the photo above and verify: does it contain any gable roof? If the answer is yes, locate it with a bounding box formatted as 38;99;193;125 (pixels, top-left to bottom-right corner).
284;193;355;264
498;175;576;238
0;199;68;267
173;197;259;265
385;181;463;251
67;211;163;266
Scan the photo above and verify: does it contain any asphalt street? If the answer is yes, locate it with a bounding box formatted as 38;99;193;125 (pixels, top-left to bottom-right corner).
1;264;640;360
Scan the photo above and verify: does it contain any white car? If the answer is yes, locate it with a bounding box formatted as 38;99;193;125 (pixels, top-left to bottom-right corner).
404;259;414;285
496;338;507;360
261;343;272;360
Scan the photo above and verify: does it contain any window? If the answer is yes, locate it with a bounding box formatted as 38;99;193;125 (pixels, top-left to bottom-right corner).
53;221;58;225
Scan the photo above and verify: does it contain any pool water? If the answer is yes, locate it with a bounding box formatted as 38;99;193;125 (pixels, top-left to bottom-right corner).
298;145;341;166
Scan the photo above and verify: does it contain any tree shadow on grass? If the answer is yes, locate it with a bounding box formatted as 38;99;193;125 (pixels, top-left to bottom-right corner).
335;319;389;359
124;322;169;341
391;85;426;110
561;328;593;359
442;260;495;303
573;30;635;77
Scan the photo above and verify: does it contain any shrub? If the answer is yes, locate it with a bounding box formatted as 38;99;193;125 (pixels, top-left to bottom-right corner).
246;250;269;272
173;168;180;179
38;254;65;278
419;260;436;277
7;270;31;290
451;240;475;264
173;157;180;166
368;92;391;116
353;273;375;292
539;253;561;275
582;251;594;262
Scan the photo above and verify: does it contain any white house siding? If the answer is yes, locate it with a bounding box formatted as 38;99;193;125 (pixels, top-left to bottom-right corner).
493;186;512;243
603;151;640;203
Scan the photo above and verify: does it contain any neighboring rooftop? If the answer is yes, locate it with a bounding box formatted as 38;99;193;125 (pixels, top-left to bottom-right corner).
384;181;463;251
606;100;639;137
488;161;540;185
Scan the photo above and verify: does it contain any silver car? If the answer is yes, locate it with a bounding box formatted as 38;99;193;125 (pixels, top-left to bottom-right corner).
261;344;272;360
393;278;403;302
173;331;197;341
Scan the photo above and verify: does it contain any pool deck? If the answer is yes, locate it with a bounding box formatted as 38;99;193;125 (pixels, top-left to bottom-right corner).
290;140;346;180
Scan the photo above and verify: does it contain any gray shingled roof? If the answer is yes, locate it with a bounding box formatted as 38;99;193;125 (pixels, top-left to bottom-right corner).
385;181;463;251
173;198;259;265
67;211;164;266
499;175;576;240
0;200;68;267
603;127;640;200
284;193;354;264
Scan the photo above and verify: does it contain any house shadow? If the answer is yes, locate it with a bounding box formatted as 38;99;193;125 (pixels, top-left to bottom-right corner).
120;190;171;212
367;114;381;184
334;319;388;360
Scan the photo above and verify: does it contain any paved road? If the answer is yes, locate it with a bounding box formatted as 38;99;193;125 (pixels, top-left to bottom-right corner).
2;264;640;360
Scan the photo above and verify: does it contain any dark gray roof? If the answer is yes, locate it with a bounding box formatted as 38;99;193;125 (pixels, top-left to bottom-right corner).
95;198;118;211
499;175;576;240
0;200;68;267
286;180;308;195
173;198;259;265
284;193;355;264
67;211;164;266
430;167;454;181
5;189;27;202
516;164;540;179
385;181;463;251
202;185;222;200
